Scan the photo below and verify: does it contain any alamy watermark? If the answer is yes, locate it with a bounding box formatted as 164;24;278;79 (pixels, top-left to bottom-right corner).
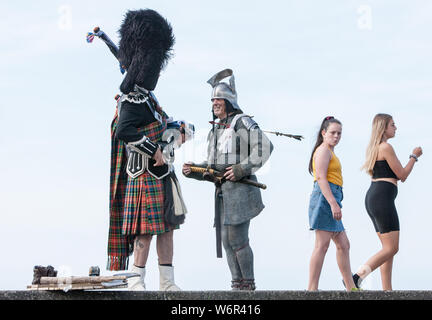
357;5;373;30
58;4;72;31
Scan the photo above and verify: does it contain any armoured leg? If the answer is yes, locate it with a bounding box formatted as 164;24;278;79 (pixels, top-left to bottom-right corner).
221;224;243;282
220;203;243;284
228;221;255;290
220;208;255;289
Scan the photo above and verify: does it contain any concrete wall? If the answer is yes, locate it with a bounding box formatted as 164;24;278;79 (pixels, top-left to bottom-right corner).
2;290;432;300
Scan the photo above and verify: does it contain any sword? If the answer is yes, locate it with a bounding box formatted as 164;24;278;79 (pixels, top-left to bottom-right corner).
189;165;267;190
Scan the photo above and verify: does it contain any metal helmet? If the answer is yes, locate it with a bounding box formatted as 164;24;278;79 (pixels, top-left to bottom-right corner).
207;69;241;110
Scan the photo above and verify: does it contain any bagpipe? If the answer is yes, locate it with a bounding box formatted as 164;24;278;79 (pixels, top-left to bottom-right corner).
87;27;195;179
86;27;126;74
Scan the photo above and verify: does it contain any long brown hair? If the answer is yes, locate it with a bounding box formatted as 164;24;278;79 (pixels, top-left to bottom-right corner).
362;113;393;176
308;116;342;174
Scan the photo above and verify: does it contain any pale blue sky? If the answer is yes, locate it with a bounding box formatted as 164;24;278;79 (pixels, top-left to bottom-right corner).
1;1;431;290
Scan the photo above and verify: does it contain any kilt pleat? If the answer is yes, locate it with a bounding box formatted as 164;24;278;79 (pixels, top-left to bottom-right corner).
122;171;170;235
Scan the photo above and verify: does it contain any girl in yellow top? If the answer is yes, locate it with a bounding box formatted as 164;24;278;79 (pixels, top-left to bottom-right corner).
307;116;356;291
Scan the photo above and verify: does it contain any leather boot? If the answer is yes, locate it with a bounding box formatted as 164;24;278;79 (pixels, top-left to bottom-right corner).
159;265;181;291
241;279;256;291
231;279;242;291
127;265;146;291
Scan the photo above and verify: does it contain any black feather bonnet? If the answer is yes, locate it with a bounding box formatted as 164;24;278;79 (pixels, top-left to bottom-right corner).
118;9;175;93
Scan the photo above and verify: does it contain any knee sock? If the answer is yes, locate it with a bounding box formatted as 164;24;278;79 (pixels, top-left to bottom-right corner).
159;263;172;267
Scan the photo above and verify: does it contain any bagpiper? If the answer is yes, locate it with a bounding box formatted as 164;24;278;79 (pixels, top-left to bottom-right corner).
106;9;191;291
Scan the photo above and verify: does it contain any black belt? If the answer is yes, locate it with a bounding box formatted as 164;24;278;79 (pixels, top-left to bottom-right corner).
214;187;223;258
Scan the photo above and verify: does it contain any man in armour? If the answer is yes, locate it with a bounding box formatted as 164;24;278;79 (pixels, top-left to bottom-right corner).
107;9;187;291
183;69;273;290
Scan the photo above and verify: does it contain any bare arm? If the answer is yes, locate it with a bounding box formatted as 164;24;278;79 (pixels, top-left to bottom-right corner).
381;143;422;182
314;147;342;220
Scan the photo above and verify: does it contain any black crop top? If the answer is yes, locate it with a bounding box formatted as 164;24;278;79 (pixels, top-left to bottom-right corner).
372;160;398;179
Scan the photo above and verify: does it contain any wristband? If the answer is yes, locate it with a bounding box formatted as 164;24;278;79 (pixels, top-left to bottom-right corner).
409;154;418;162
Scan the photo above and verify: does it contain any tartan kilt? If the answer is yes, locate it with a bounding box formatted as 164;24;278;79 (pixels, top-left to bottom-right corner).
122;171;179;236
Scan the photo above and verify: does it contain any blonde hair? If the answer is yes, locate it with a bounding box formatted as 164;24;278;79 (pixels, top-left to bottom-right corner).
362;113;393;176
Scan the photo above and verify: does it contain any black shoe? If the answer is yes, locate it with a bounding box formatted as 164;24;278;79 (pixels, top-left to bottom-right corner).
353;273;361;288
342;274;361;289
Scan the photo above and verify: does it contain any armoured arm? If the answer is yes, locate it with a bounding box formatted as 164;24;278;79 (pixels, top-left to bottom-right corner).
231;117;273;180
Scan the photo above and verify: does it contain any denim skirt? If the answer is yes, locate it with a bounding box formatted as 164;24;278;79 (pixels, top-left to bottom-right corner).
308;181;345;232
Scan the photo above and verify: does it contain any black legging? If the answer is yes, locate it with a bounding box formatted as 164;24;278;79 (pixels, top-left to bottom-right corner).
365;181;399;233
